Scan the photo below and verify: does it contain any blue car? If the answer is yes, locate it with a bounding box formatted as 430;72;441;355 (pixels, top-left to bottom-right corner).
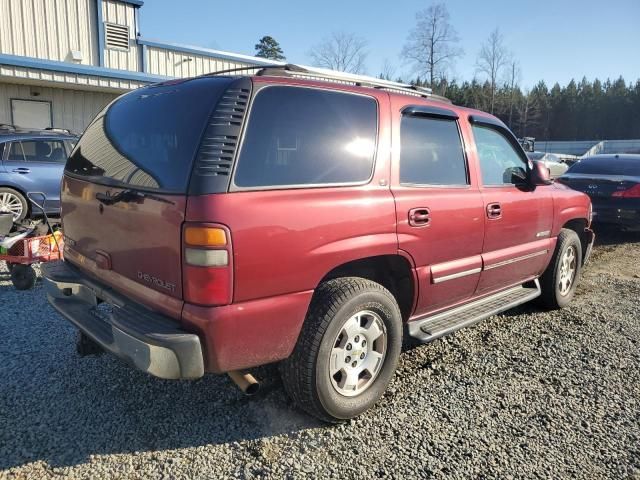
0;125;77;222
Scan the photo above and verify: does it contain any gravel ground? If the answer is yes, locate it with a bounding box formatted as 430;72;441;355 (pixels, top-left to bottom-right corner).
1;228;639;479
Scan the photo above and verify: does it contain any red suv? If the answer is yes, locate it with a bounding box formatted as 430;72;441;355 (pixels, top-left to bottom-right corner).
42;65;594;422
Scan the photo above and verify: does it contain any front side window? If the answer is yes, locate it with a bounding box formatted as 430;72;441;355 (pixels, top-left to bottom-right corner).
234;86;377;188
473;125;527;186
8;140;67;163
400;116;468;185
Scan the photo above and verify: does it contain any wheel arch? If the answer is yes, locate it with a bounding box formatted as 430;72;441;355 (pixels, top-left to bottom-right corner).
560;218;590;265
318;254;417;322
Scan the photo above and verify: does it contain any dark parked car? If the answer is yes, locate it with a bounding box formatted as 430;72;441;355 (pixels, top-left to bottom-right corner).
558;154;640;229
42;66;593;422
0;125;77;221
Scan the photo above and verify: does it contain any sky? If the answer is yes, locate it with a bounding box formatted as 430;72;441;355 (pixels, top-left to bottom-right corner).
139;0;640;90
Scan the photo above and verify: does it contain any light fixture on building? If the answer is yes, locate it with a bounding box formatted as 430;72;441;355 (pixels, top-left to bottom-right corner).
70;50;83;63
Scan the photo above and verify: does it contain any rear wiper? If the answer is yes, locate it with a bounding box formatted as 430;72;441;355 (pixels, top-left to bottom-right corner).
95;189;174;206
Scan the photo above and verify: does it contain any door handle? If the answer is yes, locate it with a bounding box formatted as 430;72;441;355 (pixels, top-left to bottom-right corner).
486;202;502;219
409;207;431;227
12;168;30;174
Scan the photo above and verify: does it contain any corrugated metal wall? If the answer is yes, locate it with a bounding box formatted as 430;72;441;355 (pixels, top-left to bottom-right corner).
0;64;147;91
102;0;139;72
146;46;251;78
0;82;117;132
0;0;98;65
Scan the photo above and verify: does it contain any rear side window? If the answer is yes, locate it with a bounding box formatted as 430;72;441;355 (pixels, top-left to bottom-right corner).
233;86;377;188
400;116;468;185
8;140;67;163
65;77;233;192
568;157;639;176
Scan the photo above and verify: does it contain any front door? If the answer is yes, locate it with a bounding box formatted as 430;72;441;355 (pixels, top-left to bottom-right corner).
469;119;554;294
391;101;485;316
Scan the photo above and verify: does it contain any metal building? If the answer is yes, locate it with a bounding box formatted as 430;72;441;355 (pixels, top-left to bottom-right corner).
0;0;272;132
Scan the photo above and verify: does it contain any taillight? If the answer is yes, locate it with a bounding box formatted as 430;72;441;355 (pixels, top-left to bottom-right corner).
612;184;640;198
182;223;232;306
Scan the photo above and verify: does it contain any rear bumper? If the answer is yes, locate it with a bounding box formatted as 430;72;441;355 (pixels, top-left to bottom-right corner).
592;205;640;228
41;261;204;380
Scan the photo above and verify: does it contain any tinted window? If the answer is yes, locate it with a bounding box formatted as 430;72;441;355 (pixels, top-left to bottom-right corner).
400;116;467;185
473;125;527;185
8;140;67;163
568;157;640;176
66;77;232;191
234;87;377;188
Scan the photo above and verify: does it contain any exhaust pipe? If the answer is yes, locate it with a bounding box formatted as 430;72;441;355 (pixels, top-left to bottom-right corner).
228;371;260;395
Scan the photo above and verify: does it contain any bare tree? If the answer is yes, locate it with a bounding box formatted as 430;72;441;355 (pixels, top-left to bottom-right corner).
506;60;521;128
309;32;368;74
476;28;510;113
379;59;397;81
402;2;463;88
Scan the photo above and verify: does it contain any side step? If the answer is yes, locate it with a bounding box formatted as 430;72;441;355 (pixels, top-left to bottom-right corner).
408;280;541;343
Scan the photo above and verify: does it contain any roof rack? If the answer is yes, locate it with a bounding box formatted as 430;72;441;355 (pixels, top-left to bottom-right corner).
44;127;73;134
201;63;451;103
258;64;451;103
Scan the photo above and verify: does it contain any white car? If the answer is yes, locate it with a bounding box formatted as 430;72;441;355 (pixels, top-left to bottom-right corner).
527;152;569;178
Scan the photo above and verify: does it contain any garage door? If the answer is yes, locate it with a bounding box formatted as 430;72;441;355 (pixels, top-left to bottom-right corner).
11;99;52;129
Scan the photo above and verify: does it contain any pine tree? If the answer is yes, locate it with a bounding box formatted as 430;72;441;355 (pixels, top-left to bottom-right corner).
254;36;285;61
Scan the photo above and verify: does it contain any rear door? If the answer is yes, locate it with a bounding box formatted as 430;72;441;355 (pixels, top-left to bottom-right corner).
61;77;234;316
3;137;67;212
470;118;554;294
391;100;485;316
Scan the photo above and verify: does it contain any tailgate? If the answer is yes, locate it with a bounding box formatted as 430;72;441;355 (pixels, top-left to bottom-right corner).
60;76;236;307
61;176;186;299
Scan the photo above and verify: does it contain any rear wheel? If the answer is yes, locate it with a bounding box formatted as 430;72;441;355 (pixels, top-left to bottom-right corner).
540;228;582;309
10;264;37;290
280;277;402;422
0;188;28;222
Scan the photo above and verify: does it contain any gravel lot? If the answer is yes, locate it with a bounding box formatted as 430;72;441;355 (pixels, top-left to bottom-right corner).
1;228;639;479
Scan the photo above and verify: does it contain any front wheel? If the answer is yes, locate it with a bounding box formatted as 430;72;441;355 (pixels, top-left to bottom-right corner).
280;277;402;422
540;228;582;309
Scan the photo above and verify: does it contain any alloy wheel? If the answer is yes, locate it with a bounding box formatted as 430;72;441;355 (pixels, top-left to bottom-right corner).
329;310;387;397
558;245;577;296
0;192;24;220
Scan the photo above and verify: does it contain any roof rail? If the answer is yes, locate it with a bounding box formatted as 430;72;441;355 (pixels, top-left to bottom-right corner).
256;64;451;103
201;63;451;103
44;127;72;134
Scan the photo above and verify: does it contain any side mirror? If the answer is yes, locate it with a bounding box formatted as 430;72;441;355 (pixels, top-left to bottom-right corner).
530;160;553;186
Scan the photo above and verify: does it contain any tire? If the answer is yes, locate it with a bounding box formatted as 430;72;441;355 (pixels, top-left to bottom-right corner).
5;262;15;273
11;264;37;290
0;187;28;222
280;277;402;423
540;228;582;309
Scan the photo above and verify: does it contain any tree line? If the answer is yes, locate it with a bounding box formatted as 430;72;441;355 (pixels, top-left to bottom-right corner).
253;3;640;141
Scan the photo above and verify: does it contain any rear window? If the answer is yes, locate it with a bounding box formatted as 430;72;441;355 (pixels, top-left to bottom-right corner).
65;77;233;191
568;157;640;176
233;86;377;188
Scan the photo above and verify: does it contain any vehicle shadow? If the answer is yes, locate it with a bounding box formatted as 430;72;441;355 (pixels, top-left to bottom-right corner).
592;225;640;246
0;284;322;470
